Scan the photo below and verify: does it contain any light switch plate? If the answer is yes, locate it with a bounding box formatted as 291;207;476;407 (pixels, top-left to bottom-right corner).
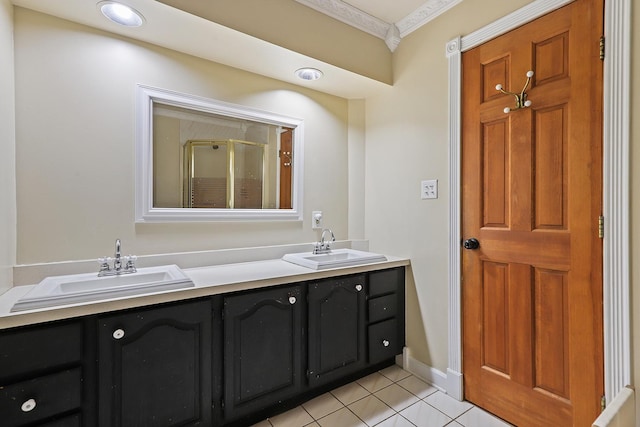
421;180;438;199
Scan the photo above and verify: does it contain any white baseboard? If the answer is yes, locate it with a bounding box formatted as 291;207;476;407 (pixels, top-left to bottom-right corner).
398;347;450;394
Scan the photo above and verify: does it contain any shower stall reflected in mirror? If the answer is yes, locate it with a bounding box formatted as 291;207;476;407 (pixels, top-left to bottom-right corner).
185;139;268;209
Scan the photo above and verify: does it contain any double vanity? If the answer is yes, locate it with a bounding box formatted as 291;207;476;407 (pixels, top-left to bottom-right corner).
0;244;408;426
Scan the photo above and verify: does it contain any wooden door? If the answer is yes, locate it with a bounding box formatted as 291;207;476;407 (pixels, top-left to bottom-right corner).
461;1;603;426
307;274;366;387
223;285;304;422
98;300;212;427
279;128;293;209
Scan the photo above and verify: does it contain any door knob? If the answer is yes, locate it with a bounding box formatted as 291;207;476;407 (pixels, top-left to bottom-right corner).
463;238;480;250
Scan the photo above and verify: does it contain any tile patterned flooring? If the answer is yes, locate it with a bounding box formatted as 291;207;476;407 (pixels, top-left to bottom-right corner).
253;365;513;427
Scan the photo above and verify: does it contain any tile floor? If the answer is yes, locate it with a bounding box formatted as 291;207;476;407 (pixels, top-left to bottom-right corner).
252;365;513;427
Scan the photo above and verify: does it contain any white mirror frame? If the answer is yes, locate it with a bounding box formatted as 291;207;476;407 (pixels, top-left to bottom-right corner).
135;85;304;222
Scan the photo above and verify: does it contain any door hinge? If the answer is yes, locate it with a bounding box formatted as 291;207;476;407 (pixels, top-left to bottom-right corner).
600;36;605;60
598;215;604;239
601;395;606;412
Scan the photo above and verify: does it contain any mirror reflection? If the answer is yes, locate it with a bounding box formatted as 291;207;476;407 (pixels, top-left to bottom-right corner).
153;104;293;210
136;85;303;222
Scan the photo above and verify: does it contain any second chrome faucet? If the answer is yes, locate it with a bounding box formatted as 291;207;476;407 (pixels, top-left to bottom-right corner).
313;228;335;254
98;239;137;276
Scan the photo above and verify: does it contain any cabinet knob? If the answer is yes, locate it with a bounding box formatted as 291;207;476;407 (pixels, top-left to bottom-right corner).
289;296;297;305
382;339;390;347
113;328;125;339
21;398;36;412
355;284;363;292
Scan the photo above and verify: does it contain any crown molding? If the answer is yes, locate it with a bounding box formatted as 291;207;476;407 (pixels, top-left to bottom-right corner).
295;0;463;52
397;0;463;38
295;0;390;39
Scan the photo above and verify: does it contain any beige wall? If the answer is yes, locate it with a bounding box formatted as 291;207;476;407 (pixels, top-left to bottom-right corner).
347;99;366;240
364;0;536;373
0;0;15;292
13;8;350;264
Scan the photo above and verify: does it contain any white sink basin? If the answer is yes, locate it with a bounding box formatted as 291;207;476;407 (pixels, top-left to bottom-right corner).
282;248;387;270
11;265;194;312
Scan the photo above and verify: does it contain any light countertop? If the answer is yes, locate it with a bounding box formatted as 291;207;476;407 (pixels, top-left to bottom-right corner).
0;256;409;330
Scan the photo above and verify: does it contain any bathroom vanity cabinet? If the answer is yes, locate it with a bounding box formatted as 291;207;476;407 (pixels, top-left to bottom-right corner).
0;266;405;427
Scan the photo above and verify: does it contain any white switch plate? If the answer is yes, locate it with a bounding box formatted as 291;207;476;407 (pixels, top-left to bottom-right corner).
421;180;438;199
312;211;323;229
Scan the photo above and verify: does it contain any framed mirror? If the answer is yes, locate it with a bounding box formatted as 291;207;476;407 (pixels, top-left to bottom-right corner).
135;85;304;222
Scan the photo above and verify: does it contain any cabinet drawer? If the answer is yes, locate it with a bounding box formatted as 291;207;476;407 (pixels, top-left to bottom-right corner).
368;294;397;323
0;321;83;379
369;269;401;297
0;368;82;427
368;319;400;364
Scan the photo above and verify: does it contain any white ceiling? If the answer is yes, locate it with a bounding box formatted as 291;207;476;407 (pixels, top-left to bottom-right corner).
342;0;430;24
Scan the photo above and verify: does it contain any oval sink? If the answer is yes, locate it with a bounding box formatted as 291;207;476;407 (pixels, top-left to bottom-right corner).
282;248;387;270
11;265;194;312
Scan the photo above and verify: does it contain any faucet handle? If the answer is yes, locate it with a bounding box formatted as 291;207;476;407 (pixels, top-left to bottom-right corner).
125;255;137;272
97;257;111;275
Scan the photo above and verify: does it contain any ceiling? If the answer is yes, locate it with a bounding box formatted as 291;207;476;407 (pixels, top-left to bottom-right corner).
9;0;462;99
341;0;431;23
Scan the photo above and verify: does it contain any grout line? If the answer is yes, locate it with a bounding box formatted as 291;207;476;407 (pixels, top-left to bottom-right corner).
261;368;465;427
452;405;474;421
420;396;457;424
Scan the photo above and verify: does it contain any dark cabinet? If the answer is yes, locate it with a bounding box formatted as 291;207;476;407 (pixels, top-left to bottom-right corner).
97;299;212;427
307;274;366;387
368;268;405;364
0;320;85;427
0;266;405;427
223;285;304;423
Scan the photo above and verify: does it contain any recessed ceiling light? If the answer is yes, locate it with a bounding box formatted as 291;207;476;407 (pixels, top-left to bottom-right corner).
98;1;144;27
295;68;324;81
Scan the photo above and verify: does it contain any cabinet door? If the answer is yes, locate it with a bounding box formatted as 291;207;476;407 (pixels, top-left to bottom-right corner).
308;274;366;388
98;299;212;427
223;285;303;422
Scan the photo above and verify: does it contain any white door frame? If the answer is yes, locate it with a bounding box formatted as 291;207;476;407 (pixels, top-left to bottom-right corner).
446;0;631;404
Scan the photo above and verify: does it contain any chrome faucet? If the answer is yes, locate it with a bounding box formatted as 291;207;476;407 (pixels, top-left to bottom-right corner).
313;228;335;254
98;239;137;277
113;239;122;271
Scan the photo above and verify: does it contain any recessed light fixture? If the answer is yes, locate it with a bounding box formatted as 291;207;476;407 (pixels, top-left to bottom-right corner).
98;1;145;27
295;68;323;81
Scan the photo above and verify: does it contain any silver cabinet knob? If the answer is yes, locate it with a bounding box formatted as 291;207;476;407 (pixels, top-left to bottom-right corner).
289;296;297;305
382;339;390;347
113;329;125;339
21;398;36;412
355;284;363;292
